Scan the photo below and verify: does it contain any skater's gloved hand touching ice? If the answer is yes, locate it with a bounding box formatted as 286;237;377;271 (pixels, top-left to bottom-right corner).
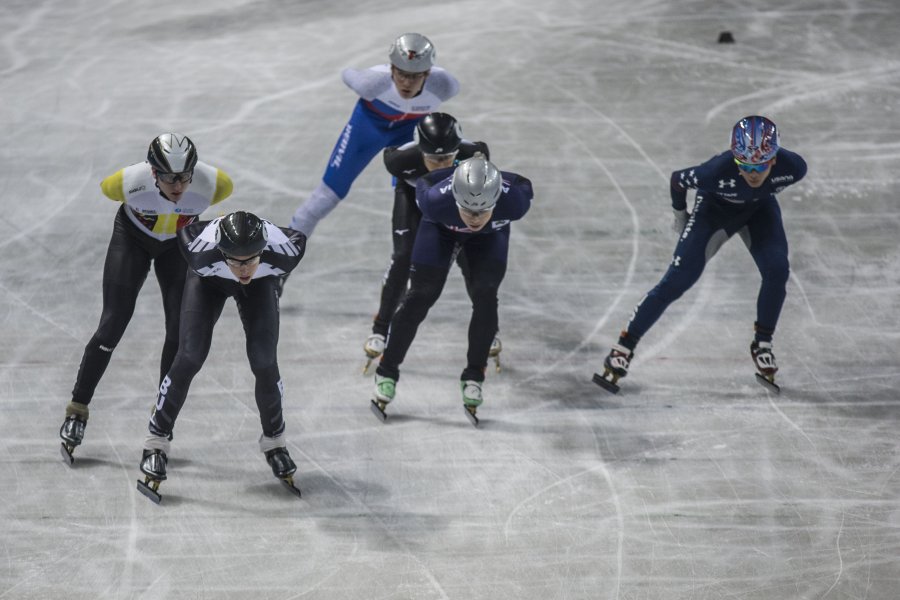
672;208;688;234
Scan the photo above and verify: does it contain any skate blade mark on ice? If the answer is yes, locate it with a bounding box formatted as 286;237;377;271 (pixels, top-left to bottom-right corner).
137;477;163;504
592;370;622;394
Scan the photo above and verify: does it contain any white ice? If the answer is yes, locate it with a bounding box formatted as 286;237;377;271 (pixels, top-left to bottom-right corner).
1;0;899;598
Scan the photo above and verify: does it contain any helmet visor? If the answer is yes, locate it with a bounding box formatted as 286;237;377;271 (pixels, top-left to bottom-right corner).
157;170;193;184
734;158;772;173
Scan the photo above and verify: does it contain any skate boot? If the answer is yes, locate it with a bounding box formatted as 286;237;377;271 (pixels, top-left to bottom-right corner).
59;401;89;466
136;434;170;504
461;380;483;427
488;335;503;372
593;343;633;394
751;340;780;393
370;374;396;422
362;333;386;374
260;434;301;496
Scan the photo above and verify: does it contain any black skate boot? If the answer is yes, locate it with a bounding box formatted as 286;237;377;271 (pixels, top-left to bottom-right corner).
593;344;633;394
137;447;168;504
59;402;89;466
751;340;780;393
265;447;301;498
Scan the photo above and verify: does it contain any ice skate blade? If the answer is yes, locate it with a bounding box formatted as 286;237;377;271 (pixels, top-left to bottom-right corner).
137;478;162;504
592;372;621;394
370;399;388;422
59;442;75;467
464;405;480;427
755;373;781;394
278;477;302;498
362;358;374;375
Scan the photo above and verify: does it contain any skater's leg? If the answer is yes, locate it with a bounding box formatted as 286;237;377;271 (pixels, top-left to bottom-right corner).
376;221;454;381
622;196;720;344
291;102;402;236
376;262;450;380
458;231;509;383
149;273;225;437
236;278;286;439
153;245;188;387
742;200;790;344
372;182;422;336
71;212;152;406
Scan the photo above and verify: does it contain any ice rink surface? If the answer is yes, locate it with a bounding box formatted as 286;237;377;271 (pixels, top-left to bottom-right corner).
2;0;899;598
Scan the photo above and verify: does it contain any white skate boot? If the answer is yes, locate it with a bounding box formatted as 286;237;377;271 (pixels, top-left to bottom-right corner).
370;374;396;422
593;343;633;394
461;380;483;427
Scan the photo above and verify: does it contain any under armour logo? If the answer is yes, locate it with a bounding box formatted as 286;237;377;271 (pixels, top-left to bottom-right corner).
673;255;682;267
719;179;736;188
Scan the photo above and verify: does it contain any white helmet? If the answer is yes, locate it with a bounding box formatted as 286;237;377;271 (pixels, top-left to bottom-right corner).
389;33;435;73
452;154;502;212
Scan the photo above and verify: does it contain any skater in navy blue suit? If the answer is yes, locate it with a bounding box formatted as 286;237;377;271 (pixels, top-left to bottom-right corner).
369;154;533;424
595;115;807;393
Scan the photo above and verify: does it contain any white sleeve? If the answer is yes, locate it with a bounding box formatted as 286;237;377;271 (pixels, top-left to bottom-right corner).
341;66;393;100
424;68;460;102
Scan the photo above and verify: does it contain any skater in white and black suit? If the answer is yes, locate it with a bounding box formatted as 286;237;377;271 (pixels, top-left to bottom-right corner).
59;133;233;464
138;211;306;501
595;115;807;394
370;154;533;425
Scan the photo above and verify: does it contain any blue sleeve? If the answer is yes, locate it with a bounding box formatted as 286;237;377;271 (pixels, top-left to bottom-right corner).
416;172;458;223
775;148;807;184
669;152;731;210
493;173;533;221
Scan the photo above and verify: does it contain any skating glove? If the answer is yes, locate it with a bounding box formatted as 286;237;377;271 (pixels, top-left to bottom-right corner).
672;209;688;234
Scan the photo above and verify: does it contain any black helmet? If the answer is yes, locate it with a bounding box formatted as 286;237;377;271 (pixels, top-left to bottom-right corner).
216;212;268;257
414;112;462;155
147;133;198;174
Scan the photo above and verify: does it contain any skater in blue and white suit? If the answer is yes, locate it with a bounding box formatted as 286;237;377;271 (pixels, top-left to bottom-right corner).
290;33;459;237
597;115;807;391
370;154;533;420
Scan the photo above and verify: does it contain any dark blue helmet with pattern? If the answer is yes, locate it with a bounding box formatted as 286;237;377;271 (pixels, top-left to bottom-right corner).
731;116;779;164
